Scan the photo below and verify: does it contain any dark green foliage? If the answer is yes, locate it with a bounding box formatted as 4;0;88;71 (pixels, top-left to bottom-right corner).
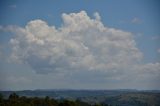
0;93;5;106
1;90;160;106
59;100;77;106
0;93;3;102
0;93;109;106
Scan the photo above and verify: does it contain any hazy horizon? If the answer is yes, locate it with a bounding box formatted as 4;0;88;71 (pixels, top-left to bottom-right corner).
1;88;160;92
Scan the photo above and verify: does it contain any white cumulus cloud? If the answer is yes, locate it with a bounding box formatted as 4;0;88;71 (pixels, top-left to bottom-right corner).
4;11;160;83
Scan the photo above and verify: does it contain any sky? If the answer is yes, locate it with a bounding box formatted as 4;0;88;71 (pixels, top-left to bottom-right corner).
0;0;160;91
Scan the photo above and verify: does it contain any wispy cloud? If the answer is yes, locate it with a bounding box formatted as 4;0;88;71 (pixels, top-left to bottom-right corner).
131;17;141;24
9;4;17;9
151;35;160;40
119;17;142;25
158;49;160;53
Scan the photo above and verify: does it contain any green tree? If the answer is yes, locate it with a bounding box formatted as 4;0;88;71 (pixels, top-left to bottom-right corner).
0;93;5;106
9;93;19;100
59;100;78;106
0;93;3;102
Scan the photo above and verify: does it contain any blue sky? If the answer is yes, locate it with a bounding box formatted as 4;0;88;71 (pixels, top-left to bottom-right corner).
0;0;160;90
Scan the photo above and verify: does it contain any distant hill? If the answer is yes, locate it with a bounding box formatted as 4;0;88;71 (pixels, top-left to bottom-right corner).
1;89;160;106
104;92;160;106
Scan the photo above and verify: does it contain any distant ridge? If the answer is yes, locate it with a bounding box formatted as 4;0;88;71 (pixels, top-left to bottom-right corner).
1;88;160;93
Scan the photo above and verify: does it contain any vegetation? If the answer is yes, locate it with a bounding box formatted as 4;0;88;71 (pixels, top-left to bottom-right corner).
1;90;160;106
0;93;109;106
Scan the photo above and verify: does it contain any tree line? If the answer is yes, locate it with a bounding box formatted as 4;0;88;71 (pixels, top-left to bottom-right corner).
0;93;110;106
